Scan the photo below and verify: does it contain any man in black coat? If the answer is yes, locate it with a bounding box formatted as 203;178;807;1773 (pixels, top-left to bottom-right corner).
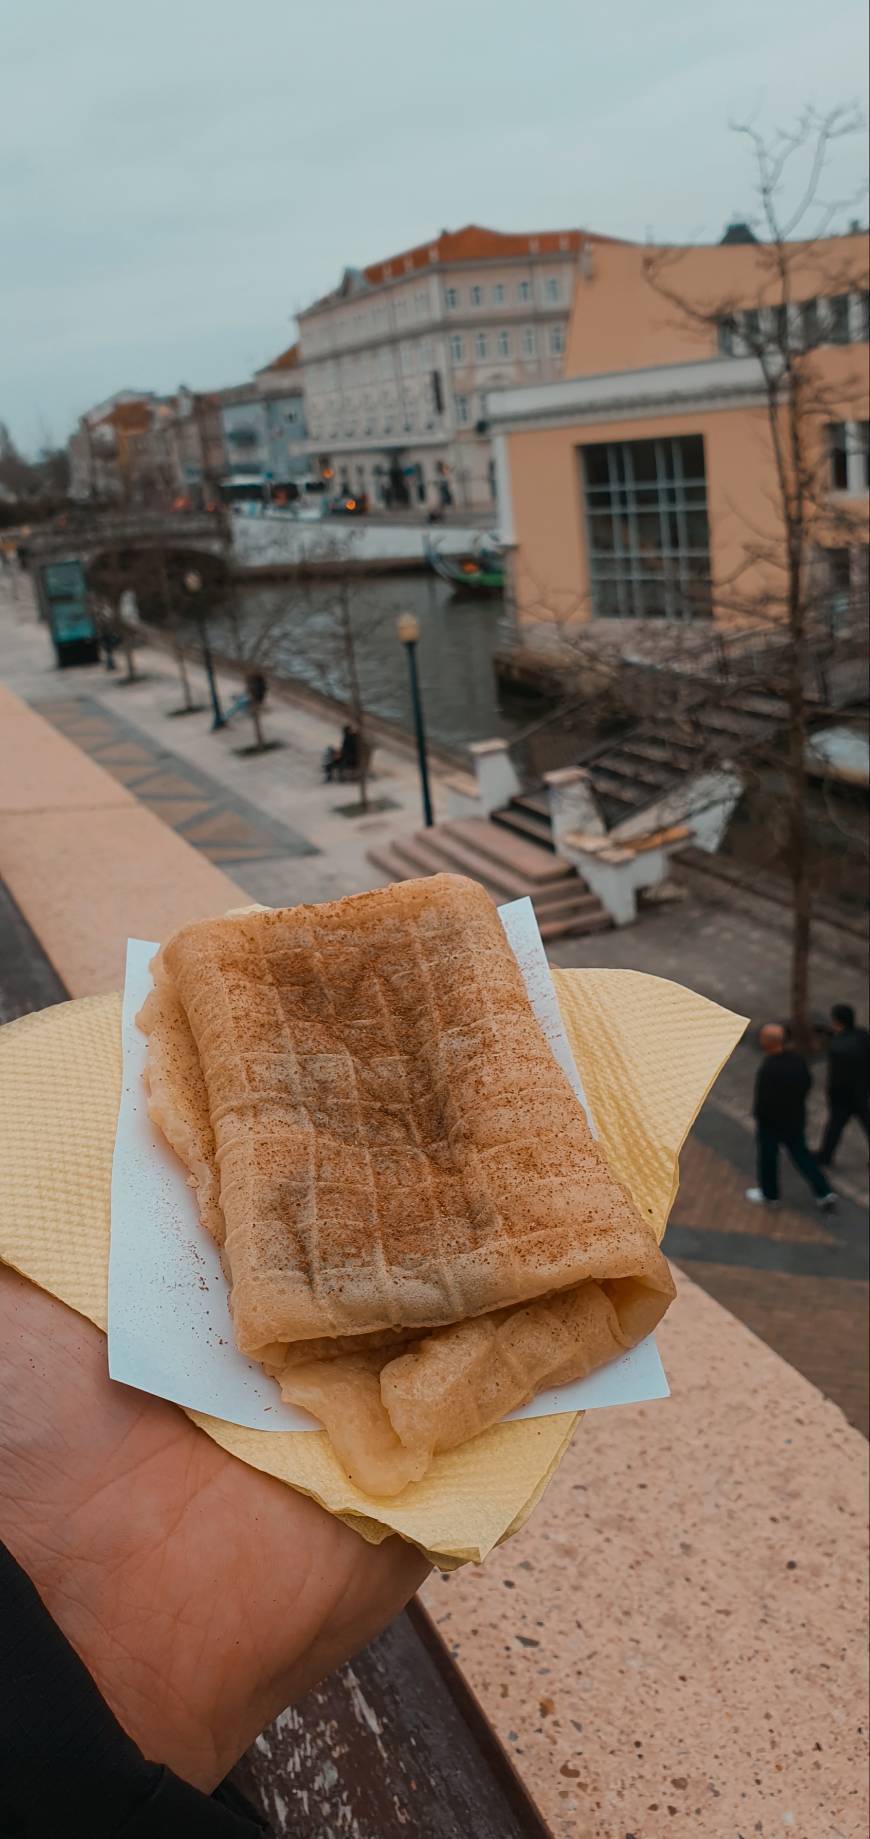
817;1003;870;1169
746;1022;836;1209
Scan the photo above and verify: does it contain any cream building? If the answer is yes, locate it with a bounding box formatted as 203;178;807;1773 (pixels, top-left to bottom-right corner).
290;224;619;512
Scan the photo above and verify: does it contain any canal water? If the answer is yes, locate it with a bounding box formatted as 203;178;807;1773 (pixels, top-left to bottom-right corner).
232;572;527;756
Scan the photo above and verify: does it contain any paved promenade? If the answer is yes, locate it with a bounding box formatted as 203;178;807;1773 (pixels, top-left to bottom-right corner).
4;578;866;1432
0;576;867;1838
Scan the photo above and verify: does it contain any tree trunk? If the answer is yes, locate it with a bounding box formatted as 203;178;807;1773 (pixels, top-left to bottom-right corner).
340;592;370;813
787;714;812;1045
157;549;193;710
250;702;265;751
174;641;194;710
785;550;812;1047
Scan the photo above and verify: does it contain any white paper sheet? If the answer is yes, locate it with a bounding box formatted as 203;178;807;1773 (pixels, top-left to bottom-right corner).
108;901;668;1432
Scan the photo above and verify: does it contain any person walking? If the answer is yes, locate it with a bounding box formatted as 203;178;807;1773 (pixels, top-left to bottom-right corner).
817;1003;870;1169
746;1022;836;1210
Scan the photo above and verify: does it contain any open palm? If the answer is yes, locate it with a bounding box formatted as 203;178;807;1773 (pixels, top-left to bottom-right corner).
0;1267;427;1791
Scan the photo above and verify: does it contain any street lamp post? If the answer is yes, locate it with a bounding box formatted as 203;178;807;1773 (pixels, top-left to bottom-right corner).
396;612;434;828
184;570;225;730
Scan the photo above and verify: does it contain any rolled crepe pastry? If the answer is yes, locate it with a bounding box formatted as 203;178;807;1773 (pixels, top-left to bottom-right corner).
137;875;675;1495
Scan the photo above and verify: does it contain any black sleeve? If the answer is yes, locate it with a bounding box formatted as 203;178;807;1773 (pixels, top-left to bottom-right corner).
0;1540;268;1837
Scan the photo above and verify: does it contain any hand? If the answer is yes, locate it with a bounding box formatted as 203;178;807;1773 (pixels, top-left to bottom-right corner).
0;1267;428;1791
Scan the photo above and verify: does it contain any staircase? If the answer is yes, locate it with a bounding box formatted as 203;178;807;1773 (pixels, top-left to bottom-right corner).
368;816;612;941
494;687;794;841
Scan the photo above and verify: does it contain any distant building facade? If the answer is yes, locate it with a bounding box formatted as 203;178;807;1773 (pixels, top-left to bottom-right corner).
68;392;166;501
68;389;231;506
289;225;619;512
218;346;308;491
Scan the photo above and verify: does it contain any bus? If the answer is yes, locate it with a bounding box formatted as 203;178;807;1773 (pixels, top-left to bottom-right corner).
219;475;328;516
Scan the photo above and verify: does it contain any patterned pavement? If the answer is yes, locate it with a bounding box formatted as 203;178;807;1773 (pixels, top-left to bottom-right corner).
31;695;318;870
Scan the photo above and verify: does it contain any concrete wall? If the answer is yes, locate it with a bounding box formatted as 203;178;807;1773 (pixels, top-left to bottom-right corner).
506;402;781;625
506;382;870;629
230;513;487;571
565;233;870;375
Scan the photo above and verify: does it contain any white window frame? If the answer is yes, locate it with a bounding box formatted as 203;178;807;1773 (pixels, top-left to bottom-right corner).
449;334;465;363
445;286;459;310
475;331;488;360
492;283;505;305
470;285;483;307
831;419;870;494
549;324;565;355
517;280;531;303
454;394;470;425
521;326;537;357
545;277;560;303
497;329;511;358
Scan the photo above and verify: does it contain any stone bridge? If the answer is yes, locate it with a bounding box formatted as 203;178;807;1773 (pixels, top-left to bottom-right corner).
28;511;227;567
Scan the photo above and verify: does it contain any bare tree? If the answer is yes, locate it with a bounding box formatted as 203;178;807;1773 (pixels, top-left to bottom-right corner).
87;548;145;681
501;109;867;1038
641;106;868;1038
211;537;391;805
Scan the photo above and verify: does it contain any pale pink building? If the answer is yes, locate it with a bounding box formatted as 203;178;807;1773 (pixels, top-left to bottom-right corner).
289;224;620;512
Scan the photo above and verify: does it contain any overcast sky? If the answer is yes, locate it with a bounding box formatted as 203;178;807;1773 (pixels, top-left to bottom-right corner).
1;0;867;454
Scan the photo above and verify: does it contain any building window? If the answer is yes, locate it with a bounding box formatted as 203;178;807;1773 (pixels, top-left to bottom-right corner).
858;421;870;491
454;394;470;425
742;307;762;349
581;434;712;620
857;291;870;343
545;277;560;303
497;329;511;358
470;285;483;307
475;331;488;359
830;420;870;493
829;423;849;491
445;287;459;310
521;326;537;357
492;283;505;305
549;324;565;355
450;334;465;362
717;315;738;355
822;546;854;620
517;280;531;303
800;298;821;349
415;290;428;318
827;293;851;344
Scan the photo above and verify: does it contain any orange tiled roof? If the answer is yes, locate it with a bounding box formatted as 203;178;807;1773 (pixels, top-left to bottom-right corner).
299;222;627;316
363;222;618;285
103;401;153;434
257;341;300;374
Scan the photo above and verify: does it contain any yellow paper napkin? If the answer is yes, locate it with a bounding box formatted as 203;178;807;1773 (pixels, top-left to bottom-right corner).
0;972;745;1567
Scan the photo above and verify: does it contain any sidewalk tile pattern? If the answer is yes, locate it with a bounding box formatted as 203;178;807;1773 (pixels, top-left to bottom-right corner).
31;696;319;869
